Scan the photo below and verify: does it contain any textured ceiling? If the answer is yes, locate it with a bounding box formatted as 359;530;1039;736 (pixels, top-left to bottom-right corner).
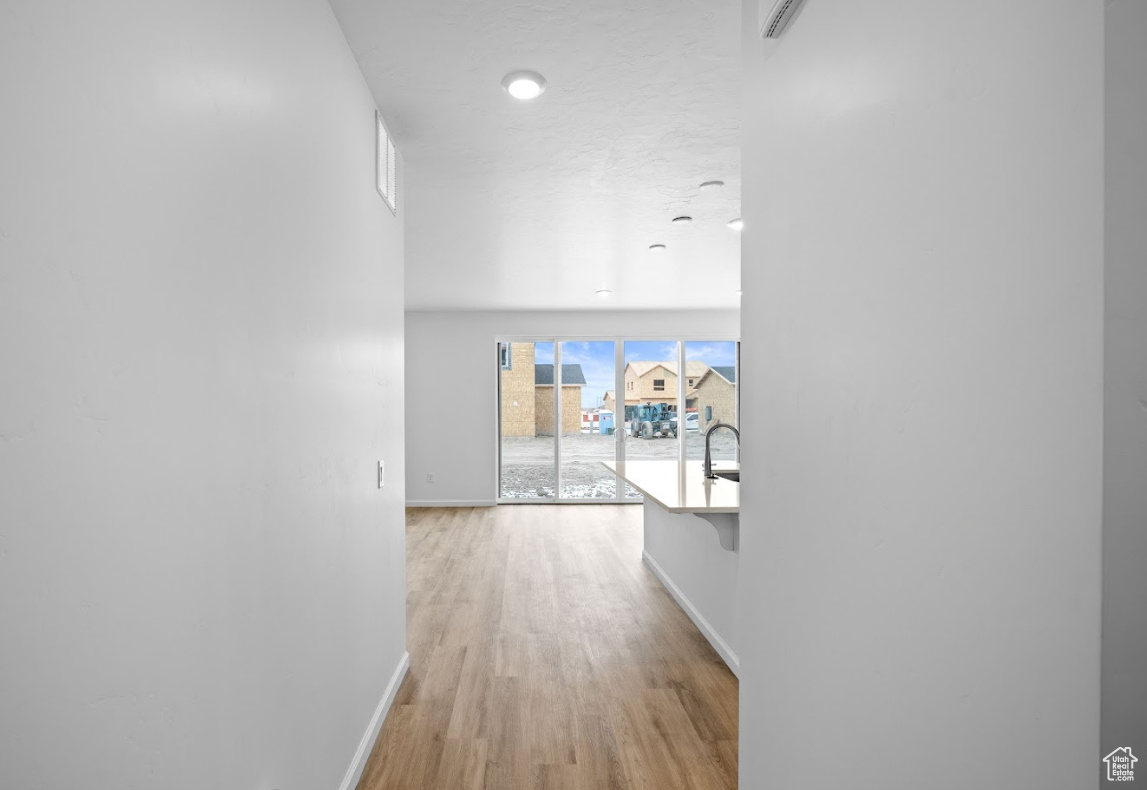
328;0;742;310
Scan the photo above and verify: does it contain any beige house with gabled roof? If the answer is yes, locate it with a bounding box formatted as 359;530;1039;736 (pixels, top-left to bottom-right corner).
623;360;711;411
499;342;585;436
686;365;737;430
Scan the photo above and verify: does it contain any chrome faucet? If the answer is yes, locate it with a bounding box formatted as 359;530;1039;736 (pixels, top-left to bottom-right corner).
703;422;740;479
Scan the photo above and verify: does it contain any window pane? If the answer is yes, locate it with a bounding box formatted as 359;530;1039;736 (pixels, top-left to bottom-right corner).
557;341;618;499
500;341;556;498
622;340;680;500
684;341;739;462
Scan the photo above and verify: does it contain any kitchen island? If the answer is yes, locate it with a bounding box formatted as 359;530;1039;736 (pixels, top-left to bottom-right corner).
604;459;741;676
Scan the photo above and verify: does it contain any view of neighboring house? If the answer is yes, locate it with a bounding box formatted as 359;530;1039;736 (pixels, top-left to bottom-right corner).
687;365;737;430
504;353;735;437
534;364;586;435
499;342;586;436
500;342;537;437
622;361;737;428
623;360;711;413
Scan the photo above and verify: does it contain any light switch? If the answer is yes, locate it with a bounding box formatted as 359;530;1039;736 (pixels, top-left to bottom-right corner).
378;460;385;488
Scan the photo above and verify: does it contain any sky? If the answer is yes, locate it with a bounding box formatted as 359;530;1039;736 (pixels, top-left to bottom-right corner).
530;340;738;409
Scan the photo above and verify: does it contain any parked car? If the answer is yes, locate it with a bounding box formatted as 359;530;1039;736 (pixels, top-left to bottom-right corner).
685;412;700;431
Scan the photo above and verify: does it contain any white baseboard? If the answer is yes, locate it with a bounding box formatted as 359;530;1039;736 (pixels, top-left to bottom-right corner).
642;550;740;678
339;650;410;790
406;500;497;508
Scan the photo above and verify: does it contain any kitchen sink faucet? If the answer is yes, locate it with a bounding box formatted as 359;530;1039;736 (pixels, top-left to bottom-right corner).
703;422;740;479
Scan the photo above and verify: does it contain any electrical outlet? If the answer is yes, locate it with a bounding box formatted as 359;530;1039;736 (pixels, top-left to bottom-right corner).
426;472;435;484
378;460;385;488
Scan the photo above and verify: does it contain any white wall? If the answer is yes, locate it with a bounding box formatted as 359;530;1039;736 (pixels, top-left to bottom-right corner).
0;2;407;788
1102;0;1147;767
643;504;740;675
405;309;738;504
737;2;1103;788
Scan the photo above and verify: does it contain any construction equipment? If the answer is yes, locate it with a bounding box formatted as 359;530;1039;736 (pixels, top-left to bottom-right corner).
629;403;677;439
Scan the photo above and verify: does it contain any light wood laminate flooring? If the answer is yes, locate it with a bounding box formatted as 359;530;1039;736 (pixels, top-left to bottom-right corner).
357;505;738;790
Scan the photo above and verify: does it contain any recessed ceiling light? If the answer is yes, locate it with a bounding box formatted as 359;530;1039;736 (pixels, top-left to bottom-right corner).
700;180;725;190
502;70;547;100
648;244;666;253
727;218;744;231
595;288;613;298
671;216;693;224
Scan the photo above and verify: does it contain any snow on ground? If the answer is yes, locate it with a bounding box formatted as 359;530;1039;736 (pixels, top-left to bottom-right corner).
499;430;738;499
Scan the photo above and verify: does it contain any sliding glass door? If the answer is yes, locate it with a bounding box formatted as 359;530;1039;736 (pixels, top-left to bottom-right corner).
556;341;618;499
497;337;738;503
621;340;680;500
683;340;739;462
499;341;556;499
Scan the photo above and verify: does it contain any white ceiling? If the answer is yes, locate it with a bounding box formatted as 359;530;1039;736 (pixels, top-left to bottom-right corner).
328;0;742;311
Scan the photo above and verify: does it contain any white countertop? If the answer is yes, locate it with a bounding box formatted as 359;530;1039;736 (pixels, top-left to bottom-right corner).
603;459;740;514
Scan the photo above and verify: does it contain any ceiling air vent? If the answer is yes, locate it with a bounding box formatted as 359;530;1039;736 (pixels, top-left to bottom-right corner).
376;110;397;214
760;0;808;39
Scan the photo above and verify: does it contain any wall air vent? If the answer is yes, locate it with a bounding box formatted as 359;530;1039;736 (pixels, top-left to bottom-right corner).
376;110;397;214
760;0;808;39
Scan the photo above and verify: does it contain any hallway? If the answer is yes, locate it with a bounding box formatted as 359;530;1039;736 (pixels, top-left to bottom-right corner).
358;506;738;789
